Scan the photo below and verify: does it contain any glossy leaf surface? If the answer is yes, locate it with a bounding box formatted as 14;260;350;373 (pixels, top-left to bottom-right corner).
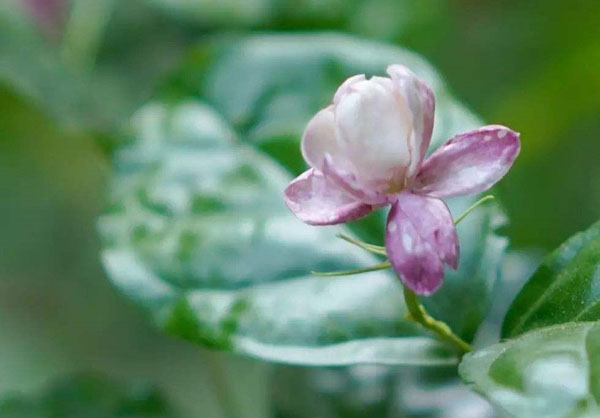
99;100;455;365
460;322;600;418
100;34;508;365
503;220;600;338
164;34;508;342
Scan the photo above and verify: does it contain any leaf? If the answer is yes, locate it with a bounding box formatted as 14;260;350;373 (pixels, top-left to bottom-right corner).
0;374;178;417
460;322;600;418
502;220;600;338
99;100;455;366
274;365;499;418
144;0;272;26
471;221;600;415
143;0;446;44
164;34;481;174
0;0;193;148
163;34;508;342
99;34;508;365
0;1;91;128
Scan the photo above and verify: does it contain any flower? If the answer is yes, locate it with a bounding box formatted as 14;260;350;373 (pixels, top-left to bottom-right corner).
284;64;520;295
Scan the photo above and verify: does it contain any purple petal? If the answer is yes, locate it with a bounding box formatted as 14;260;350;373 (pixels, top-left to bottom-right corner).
412;125;520;198
284;169;374;225
387;65;435;178
385;192;459;295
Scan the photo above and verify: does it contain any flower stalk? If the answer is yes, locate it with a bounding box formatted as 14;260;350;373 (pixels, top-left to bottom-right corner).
312;261;391;277
453;195;495;225
403;286;472;354
336;233;387;255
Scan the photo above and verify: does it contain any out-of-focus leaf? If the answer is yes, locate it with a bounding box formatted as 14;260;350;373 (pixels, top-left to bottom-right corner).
0;0;194;149
163;34;508;342
502;220;600;339
143;0;445;44
164;34;481;174
475;250;543;347
460;322;600;418
144;0;271;26
0;374;178;417
99;34;508;365
273;365;499;418
99;99;455;366
0;0;92;129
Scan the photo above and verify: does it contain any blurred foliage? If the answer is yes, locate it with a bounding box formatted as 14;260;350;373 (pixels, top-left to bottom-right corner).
98;99;455;366
3;0;598;249
273;365;501;418
0;85;271;418
0;374;178;418
1;0;599;416
97;34;508;369
0;0;195;149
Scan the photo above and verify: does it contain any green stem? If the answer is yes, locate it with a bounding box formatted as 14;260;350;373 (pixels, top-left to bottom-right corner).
403;286;472;354
336;233;387;255
312;261;391;277
454;195;495;225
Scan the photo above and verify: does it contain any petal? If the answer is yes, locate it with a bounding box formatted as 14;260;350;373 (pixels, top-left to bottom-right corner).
412;125;520;198
333;76;413;190
301;106;338;171
387;64;435;178
385;192;459;295
321;154;392;206
333;74;366;105
284;169;374;225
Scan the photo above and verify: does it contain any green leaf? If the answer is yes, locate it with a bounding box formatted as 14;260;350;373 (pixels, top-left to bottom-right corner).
0;1;90;128
164;34;481;175
163;34;508;342
476;221;600;414
274;365;498;418
99;34;508;365
99;99;455;366
460;322;600;418
0;0;193;147
0;374;178;417
502;220;600;338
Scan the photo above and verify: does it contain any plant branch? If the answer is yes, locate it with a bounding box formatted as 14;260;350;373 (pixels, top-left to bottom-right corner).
312;261;391;277
403;286;472;354
454;195;495;225
336;233;387;255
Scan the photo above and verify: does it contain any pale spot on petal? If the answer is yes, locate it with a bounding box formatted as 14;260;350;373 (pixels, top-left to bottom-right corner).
413;125;520;198
402;232;413;253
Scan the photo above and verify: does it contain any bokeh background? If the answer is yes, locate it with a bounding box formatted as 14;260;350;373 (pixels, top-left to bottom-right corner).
1;0;599;416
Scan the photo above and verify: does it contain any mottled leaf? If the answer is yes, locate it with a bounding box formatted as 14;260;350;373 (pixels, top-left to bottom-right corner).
460;322;600;418
99;34;509;365
99;100;456;365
